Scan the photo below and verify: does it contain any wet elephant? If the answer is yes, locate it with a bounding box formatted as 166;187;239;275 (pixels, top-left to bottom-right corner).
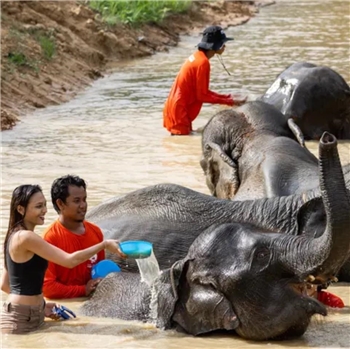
260;62;350;141
200;100;350;276
81;133;350;340
200;100;319;201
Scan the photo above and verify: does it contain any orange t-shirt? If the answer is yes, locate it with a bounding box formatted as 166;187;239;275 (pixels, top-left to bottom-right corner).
163;50;233;135
42;220;105;299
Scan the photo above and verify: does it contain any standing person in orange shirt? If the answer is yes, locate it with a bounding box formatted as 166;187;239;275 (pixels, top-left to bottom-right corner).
163;25;247;136
43;175;106;299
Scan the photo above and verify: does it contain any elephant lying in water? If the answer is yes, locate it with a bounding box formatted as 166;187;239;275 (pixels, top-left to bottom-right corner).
260;62;350;141
200;100;319;200
81;133;350;340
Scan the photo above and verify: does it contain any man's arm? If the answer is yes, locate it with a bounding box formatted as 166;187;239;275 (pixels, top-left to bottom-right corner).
43;262;86;299
196;62;234;105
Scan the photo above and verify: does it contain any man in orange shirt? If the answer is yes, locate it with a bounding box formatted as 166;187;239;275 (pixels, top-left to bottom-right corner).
43;175;105;299
163;25;247;135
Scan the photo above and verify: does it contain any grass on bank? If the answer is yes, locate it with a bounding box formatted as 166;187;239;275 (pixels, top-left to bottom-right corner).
38;35;56;60
7;52;28;66
6;26;56;73
89;0;192;26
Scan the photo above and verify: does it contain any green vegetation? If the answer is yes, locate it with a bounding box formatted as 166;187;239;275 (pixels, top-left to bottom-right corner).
38;35;56;60
6;51;40;73
7;29;33;70
6;26;56;74
25;26;56;60
7;52;28;66
89;0;192;26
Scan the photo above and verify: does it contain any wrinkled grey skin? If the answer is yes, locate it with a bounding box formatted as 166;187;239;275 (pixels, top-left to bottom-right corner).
200;100;319;201
82;134;350;340
199;99;350;276
260;62;350;140
86;186;317;273
85;167;350;279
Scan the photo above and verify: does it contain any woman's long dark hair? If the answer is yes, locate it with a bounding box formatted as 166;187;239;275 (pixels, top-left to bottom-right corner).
3;184;42;269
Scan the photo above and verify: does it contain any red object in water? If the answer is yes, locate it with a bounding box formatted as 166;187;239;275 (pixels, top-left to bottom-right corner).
317;291;345;308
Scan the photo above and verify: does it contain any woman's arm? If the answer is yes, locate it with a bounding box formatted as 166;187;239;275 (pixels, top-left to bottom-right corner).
1;268;10;293
18;230;125;268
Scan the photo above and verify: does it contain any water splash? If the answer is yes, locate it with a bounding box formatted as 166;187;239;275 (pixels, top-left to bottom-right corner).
135;250;160;287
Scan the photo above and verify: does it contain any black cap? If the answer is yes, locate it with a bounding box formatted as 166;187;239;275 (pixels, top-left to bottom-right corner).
197;25;234;51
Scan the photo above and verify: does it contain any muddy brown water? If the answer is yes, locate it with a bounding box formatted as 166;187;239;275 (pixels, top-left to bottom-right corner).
1;0;350;348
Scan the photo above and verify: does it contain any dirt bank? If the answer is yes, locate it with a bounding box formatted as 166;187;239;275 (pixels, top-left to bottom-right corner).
1;0;274;131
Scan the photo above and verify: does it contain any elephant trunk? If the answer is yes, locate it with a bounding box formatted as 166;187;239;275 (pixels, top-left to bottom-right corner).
280;132;350;282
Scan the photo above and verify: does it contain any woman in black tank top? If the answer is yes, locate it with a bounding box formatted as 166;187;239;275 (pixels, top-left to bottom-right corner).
1;184;126;334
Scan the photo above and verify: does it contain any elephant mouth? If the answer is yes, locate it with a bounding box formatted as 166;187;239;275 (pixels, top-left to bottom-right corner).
290;282;317;297
290;282;327;313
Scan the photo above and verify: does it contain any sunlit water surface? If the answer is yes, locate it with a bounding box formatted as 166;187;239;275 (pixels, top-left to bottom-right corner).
1;0;349;348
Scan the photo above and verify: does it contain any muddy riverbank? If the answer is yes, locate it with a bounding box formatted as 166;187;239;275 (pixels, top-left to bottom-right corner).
0;0;274;130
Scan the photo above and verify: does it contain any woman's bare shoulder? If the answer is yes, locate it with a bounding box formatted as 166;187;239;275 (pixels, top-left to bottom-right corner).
14;229;40;242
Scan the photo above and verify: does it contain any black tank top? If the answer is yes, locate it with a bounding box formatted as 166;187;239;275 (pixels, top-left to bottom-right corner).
6;242;48;296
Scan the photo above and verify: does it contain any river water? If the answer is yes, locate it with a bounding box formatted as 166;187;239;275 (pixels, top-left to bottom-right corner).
1;0;350;348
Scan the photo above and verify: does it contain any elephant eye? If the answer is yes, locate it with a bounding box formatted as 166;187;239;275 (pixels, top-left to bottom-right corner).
256;248;269;260
194;276;218;290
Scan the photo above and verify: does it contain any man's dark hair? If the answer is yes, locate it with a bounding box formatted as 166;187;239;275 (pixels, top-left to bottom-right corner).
51;175;86;213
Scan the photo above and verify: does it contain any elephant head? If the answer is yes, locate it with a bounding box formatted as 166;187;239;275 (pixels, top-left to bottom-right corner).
200;101;298;199
154;132;350;340
260;62;350;141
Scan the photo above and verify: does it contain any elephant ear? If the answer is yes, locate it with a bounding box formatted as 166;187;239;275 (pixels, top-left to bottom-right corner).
150;258;189;330
202;141;240;198
296;197;326;238
151;257;239;335
172;279;239;336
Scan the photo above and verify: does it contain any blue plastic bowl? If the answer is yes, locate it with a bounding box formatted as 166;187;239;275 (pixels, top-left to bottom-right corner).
91;260;121;279
120;240;153;259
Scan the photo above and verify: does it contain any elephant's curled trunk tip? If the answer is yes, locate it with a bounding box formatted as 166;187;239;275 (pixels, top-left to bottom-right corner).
320;132;337;146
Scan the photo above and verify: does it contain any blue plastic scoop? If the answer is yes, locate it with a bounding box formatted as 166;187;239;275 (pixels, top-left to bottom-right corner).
120;240;153;259
91;260;121;279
